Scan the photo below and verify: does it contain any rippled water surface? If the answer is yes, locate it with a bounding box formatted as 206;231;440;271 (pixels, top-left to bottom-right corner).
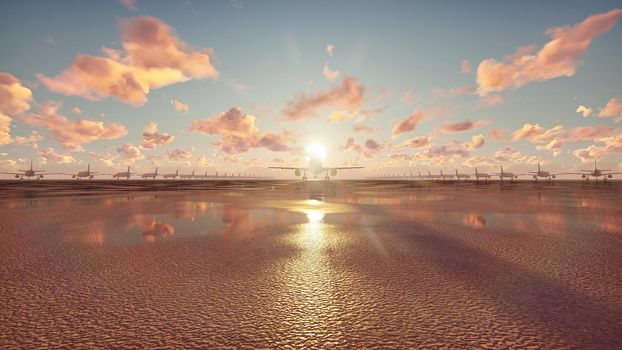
1;181;621;348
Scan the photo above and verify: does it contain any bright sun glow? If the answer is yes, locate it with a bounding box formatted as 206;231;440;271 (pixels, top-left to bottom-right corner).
306;143;326;161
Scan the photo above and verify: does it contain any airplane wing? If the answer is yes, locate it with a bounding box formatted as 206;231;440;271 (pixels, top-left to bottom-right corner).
323;166;364;171
269;166;309;170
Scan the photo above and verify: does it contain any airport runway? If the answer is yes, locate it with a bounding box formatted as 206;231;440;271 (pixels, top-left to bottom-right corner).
1;181;621;348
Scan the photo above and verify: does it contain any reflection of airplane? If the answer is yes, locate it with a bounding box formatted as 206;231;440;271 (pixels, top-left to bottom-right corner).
474;168;491;181
439;170;454;180
494;165;518;181
163;168;179;179
455;169;470;180
70;163;98;179
570;159;621;181
180;170;195;179
1;160;47;179
113;166;133;179
142;167;158;179
528;162;557;181
269;144;363;180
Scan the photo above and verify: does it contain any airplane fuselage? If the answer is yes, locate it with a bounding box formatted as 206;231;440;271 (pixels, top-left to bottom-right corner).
163;174;178;179
142;173;157;179
114;172;130;179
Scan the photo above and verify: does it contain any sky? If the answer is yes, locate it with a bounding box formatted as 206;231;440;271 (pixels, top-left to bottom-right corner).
1;0;622;177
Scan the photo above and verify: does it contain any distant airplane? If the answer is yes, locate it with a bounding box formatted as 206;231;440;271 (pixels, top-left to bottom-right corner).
180;170;195;179
1;160;47;179
439;170;454;180
163;168;179;179
528;162;557;181
474;168;491;181
269;144;363;180
113;166;133;179
195;171;209;180
142;167;158;179
571;159;621;181
70;163;98;179
495;165;518;181
455;169;470;180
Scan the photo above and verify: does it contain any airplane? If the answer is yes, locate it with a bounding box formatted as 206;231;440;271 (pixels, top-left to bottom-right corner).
528;162;557;181
571;159;621;181
474;168;491;181
269;144;363;180
455;169;470;180
142;167;158;179
426;170;438;180
180;170;195;179
195;171;209;180
70;163;98;180
0;160;47;179
439;170;454;180
113;166;133;179
494;165;519;181
163;168;179;179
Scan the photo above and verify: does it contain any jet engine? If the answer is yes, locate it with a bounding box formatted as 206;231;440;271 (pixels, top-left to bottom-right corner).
331;169;337;176
14;174;19;178
39;175;44;179
582;174;586;178
533;175;537;179
552;175;556;178
295;169;301;176
90;175;94;179
72;175;76;178
608;174;613;178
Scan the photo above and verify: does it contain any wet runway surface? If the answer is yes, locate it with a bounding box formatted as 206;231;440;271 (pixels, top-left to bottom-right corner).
1;181;621;349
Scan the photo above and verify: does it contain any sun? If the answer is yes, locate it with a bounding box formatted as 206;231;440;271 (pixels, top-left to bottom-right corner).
306;143;326;162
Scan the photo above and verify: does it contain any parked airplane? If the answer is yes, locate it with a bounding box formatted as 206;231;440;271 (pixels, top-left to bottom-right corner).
163;168;179;179
180;170;195;179
572;159;621;181
142;167;158;179
455;169;470;180
195;171;209;180
439;170;454;180
495;165;518;181
474;168;491;181
528;162;557;181
70;163;98;179
1;160;47;179
269;144;363;180
113;166;133;179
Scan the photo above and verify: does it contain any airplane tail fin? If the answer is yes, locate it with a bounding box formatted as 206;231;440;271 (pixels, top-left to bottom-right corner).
455;169;458;175
475;167;479;175
127;165;130;173
538;162;541;172
30;159;33;170
87;163;90;172
155;167;158;174
176;168;179;175
501;165;504;173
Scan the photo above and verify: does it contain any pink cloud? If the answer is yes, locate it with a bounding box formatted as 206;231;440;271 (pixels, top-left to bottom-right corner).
323;63;340;81
488;128;507;140
171;99;189;114
342;137;383;158
461;59;472;74
461;134;486;150
475;95;504;109
598;97;622;121
19;102;127;151
510;123;563;142
392;110;425;137
119;0;138;11
117;143;144;163
403;136;431;148
189;107;293;154
576;105;593;118
282;76;365;120
38;16;218;106
141;122;175;149
0;73;33;145
441;119;491;133
572;134;622;161
166;148;193;163
38;147;76;164
537;137;564;157
352;124;376;134
476;9;622;95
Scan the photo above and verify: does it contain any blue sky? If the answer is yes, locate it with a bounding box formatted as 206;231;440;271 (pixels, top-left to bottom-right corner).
1;0;621;176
